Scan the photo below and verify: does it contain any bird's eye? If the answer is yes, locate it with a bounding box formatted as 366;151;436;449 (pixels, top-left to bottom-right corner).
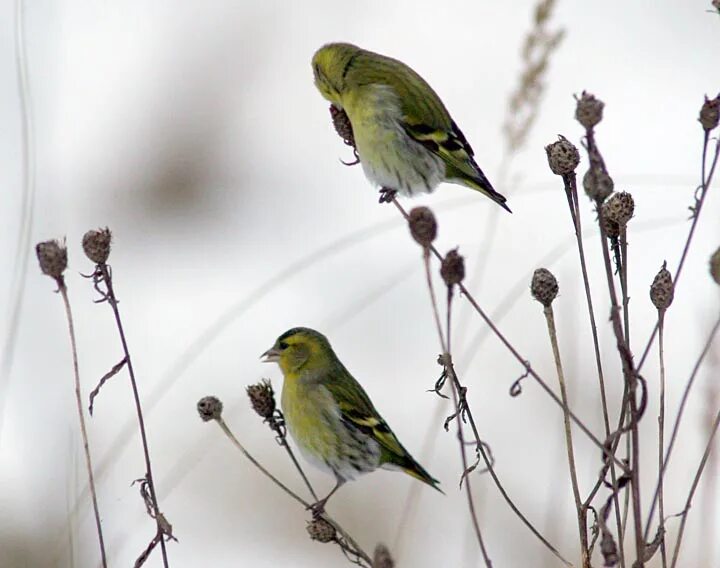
278;341;289;350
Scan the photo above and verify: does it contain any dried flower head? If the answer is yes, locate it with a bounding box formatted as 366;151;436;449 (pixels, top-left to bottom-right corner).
600;202;621;239
373;544;395;568
582;166;614;202
36;239;68;280
600;527;619;567
440;248;465;287
545;135;580;175
650;262;674;311
710;246;720;285
82;228;112;264
531;268;559;307
246;380;276;419
330;105;355;149
575;91;604;129
699;94;720;132
197;396;223;422
603;191;635;227
408;206;437;248
306;517;336;543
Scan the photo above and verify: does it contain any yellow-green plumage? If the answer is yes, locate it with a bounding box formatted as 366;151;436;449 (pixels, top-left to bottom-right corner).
312;42;510;212
262;327;441;506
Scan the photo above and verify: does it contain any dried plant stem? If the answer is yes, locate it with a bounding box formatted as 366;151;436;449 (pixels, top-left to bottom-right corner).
636;131;720;374
656;311;668;568
213;416;372;567
645;312;720;538
562;171;625;566
542;304;589;567
392;198;627;473
96;265;169;566
58;282;108;568
596;210;644;566
415;209;573;568
670;382;720;568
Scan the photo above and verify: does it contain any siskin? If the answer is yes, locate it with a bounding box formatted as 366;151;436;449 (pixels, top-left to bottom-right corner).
312;42;510;211
262;327;441;512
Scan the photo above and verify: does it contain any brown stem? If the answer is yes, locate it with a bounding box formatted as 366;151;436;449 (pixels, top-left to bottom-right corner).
563;169;625;567
58;280;108;568
215;417;372;567
392;198;628;473
596;208;644;566
542;304;589;566
98;265;170;566
645;312;720;538
657;311;668;568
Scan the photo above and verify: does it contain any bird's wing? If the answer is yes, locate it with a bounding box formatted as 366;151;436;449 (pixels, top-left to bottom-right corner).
402;119;482;182
324;369;406;458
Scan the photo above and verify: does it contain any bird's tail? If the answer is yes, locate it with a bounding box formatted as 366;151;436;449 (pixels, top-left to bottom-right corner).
461;170;512;213
384;451;444;494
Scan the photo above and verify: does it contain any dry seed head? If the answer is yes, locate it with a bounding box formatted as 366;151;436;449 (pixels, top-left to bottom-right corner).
582;166;614;202
307;517;336;543
440;248;465;287
246;380;276;419
600;202;621;238
710;246;720;285
36;239;67;280
699;94;720;132
408;206;437;248
650;263;674;310
373;544;395;568
531;268;559;307
600;528;619;567
82;228;112;264
575;91;604;129
197;396;223;422
330;104;355;148
545;135;580;175
603;191;635;227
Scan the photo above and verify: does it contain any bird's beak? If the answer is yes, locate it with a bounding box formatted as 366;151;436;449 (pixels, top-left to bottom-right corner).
261;347;281;363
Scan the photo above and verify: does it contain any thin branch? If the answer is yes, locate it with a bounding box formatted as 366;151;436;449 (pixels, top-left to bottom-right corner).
89;261;171;566
210;413;372;567
58;280;108;568
657;311;668;568
392;197;628;474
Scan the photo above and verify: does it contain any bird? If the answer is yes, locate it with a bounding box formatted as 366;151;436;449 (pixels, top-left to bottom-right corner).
312;42;510;211
261;327;442;513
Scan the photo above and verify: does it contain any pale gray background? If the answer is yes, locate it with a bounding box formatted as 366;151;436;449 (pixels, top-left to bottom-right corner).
1;1;719;567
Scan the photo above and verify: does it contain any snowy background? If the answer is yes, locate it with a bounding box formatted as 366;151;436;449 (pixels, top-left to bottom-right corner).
1;1;719;566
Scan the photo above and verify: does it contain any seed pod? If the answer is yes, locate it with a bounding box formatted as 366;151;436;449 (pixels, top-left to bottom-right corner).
531;268;559;307
408;207;437;248
82;228;112;264
329;105;356;149
246;380;276;419
650;263;674;311
603;192;635;227
545;135;580;175
440;249;465;287
373;544;395;568
575;91;604;129
699;94;720;132
710;246;720;285
197;396;223;422
307;517;336;543
36;239;68;280
582;166;614;202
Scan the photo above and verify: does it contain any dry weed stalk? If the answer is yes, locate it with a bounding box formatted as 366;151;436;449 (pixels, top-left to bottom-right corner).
197;395;373;567
81;228;174;567
36;239;108;568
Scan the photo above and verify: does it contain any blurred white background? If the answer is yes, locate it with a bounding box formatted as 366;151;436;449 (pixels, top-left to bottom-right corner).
1;0;719;566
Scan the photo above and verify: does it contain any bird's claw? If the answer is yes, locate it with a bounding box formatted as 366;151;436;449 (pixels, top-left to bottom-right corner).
378;188;397;204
